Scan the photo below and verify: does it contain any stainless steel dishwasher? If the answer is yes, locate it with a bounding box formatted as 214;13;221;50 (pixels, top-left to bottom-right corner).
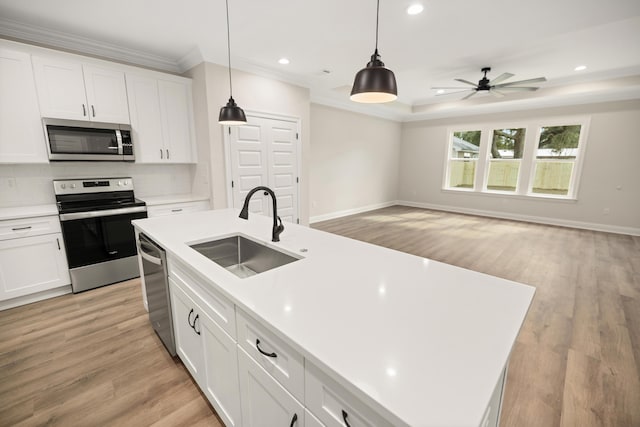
138;233;176;356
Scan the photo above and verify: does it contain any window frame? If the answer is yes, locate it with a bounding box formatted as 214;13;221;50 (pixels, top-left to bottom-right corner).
442;116;590;200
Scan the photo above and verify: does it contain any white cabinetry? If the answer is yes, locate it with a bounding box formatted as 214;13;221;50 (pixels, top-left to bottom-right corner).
0;48;48;163
32;56;130;123
146;200;210;218
169;264;241;427
238;347;305;427
0;215;70;302
126;73;196;163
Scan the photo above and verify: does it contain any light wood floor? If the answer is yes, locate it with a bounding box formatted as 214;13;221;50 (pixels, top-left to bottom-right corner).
0;278;223;427
1;206;638;427
313;206;640;427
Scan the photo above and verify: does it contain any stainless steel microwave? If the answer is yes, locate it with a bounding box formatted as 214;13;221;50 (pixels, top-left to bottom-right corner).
43;118;134;161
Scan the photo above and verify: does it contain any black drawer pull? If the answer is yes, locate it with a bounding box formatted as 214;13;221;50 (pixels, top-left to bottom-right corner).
12;226;32;231
256;339;277;358
193;314;201;335
289;413;297;427
188;308;195;327
342;410;351;427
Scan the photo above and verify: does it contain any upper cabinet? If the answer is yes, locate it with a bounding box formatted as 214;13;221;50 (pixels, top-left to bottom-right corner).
127;73;196;163
0;48;48;163
32;56;130;124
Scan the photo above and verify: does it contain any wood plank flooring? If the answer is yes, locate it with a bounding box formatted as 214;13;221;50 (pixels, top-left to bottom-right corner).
1;205;638;426
313;206;640;427
0;278;223;427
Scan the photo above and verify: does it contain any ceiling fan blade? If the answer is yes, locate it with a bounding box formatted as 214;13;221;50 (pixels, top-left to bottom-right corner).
496;86;540;92
488;72;514;86
436;89;475;96
454;78;479;87
495;77;546;87
431;86;474;90
461;91;477;100
490;89;505;98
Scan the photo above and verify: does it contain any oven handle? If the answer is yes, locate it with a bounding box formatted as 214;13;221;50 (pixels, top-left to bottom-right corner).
59;206;147;221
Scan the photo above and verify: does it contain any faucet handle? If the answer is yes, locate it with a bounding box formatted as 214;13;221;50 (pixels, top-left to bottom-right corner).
273;216;285;242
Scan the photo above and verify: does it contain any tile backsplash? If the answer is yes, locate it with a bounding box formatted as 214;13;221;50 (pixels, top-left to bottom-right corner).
0;163;195;207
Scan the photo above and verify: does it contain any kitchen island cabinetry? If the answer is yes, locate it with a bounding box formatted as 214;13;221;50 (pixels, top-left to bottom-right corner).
0;213;71;309
32;56;130;123
133;209;535;427
0;48;48;163
126;73;196;164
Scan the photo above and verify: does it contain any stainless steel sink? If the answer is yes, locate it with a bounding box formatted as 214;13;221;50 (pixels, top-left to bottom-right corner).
189;235;300;278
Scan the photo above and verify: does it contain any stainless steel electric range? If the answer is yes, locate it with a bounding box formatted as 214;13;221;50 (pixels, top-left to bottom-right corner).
54;177;147;293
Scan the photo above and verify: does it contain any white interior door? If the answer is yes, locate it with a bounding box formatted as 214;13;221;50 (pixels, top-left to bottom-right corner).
228;114;299;223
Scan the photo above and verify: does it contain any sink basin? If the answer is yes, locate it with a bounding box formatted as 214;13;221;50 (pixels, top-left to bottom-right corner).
189;234;300;278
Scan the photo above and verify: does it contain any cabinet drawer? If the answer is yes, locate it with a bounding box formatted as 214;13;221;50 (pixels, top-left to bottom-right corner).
0;215;61;241
305;362;394;427
168;258;236;339
146;200;210;217
236;308;304;402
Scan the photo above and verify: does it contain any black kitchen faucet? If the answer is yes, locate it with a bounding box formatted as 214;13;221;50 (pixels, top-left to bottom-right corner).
238;186;284;242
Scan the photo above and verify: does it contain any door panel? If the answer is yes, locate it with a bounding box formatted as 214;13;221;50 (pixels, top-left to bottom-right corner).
229;116;299;223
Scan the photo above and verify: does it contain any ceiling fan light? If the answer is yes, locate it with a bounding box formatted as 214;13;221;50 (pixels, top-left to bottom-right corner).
218;97;247;125
350;53;398;103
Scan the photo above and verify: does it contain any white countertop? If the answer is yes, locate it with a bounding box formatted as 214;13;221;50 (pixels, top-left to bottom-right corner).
0;204;59;221
133;209;535;427
138;194;209;206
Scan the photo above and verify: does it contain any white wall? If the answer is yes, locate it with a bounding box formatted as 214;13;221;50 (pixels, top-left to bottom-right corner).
196;62;312;223
0;163;193;207
399;100;640;233
309;103;402;221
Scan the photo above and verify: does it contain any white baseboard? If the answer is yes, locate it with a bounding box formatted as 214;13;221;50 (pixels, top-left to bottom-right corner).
397;200;640;236
0;285;72;311
310;201;398;224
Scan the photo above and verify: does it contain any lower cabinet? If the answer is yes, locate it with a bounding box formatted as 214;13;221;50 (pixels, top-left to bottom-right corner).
170;277;241;427
238;347;305;427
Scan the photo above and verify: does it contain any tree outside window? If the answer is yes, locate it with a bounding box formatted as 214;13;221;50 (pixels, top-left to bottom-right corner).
486;128;526;192
447;130;481;189
531;125;582;196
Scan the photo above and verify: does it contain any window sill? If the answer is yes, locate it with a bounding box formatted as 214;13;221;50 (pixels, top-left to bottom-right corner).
441;188;578;203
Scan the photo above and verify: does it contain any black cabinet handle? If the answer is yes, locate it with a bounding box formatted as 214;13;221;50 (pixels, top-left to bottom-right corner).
91;105;95;117
289;413;297;427
256;339;277;358
188;308;195;327
82;104;86;116
342;410;351;427
193;314;201;335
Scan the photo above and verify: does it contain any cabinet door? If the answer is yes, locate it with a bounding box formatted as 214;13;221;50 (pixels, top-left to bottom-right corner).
158;79;196;163
83;66;130;124
126;74;164;163
169;278;204;382
32;56;88;120
201;308;242;427
238;347;305;427
0;233;70;301
0;48;48;163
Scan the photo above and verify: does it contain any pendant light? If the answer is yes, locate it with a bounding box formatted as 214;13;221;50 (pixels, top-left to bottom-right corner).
350;0;397;103
219;0;247;125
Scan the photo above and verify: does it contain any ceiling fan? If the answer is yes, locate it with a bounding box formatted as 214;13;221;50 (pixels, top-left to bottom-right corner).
432;67;547;100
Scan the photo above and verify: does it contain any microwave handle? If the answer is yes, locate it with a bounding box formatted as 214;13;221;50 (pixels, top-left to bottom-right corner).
116;130;123;155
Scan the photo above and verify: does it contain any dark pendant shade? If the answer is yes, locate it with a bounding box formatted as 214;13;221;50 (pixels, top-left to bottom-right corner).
350;52;398;103
218;97;247;125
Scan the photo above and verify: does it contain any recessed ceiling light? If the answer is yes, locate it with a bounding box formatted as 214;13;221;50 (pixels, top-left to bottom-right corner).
278;58;290;65
574;65;587;71
407;4;424;15
436;89;445;94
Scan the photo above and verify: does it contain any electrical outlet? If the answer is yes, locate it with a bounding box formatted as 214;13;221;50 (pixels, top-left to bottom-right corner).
7;177;16;188
603;208;610;215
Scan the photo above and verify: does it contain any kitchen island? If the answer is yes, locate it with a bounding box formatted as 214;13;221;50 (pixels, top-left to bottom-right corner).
133;209;535;427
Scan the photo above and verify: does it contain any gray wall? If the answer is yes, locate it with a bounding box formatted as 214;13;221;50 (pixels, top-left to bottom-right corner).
309;103;402;221
398;100;640;233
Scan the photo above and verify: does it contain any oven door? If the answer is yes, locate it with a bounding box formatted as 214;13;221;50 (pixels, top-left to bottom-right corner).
59;207;147;269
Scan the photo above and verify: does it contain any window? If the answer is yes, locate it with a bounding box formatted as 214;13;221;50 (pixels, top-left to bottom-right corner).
443;118;589;199
487;128;526;192
446;130;481;189
531;125;582;196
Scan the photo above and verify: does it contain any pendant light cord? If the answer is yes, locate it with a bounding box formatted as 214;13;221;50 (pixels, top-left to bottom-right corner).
374;0;380;54
225;0;233;97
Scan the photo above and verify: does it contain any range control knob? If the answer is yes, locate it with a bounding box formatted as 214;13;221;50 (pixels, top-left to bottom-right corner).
124;180;130;186
118;180;123;186
71;184;76;189
60;183;66;189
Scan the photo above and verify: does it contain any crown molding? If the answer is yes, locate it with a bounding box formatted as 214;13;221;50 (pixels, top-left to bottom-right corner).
0;17;182;73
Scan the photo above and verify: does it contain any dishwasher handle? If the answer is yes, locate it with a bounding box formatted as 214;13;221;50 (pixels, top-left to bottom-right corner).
138;238;162;266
